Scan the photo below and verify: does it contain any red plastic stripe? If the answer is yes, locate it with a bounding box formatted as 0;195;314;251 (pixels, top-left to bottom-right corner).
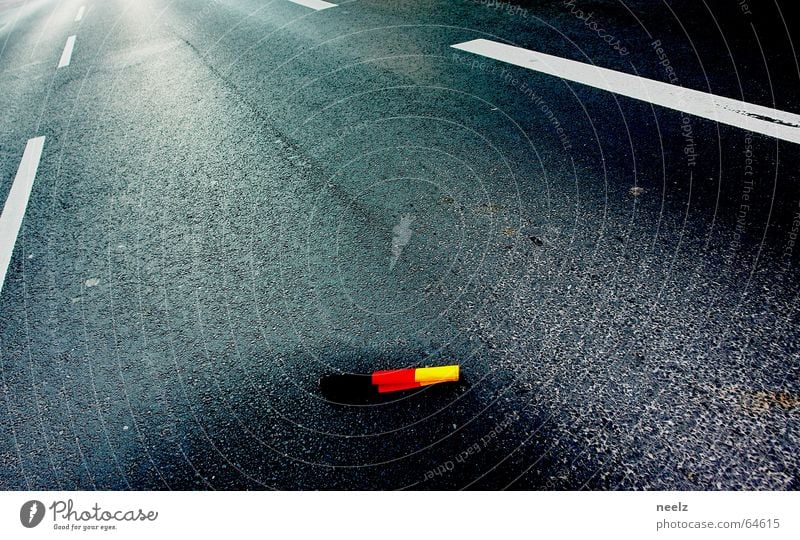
376;381;422;393
371;368;416;386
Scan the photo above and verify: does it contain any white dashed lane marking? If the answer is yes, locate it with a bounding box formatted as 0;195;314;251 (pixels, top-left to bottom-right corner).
75;6;85;22
286;0;337;11
57;35;75;68
0;137;46;295
452;38;800;145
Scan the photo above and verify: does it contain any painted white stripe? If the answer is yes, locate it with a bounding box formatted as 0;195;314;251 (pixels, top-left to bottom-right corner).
0;137;45;296
75;6;85;22
286;0;337;10
57;35;75;68
452;38;800;145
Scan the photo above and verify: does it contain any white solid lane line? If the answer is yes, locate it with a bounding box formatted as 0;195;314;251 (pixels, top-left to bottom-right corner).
286;0;337;10
0;137;46;296
57;35;76;68
452;38;800;145
75;6;85;22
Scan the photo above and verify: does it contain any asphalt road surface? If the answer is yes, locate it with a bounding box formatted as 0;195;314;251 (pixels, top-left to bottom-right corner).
1;0;798;490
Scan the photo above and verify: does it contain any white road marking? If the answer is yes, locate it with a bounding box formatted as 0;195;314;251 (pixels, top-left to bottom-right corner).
452;38;800;145
286;0;337;10
57;35;76;68
75;6;85;22
0;137;46;296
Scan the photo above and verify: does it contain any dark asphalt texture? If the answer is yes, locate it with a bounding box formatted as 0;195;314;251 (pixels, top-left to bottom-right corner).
0;0;798;490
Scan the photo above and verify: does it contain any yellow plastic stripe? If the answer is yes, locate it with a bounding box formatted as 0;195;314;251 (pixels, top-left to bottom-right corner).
414;365;460;385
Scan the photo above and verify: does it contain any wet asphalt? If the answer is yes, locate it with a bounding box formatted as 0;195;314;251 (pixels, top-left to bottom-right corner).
0;0;798;490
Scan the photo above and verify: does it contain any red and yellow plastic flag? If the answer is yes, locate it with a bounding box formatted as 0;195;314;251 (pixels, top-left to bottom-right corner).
371;365;460;393
320;365;460;403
